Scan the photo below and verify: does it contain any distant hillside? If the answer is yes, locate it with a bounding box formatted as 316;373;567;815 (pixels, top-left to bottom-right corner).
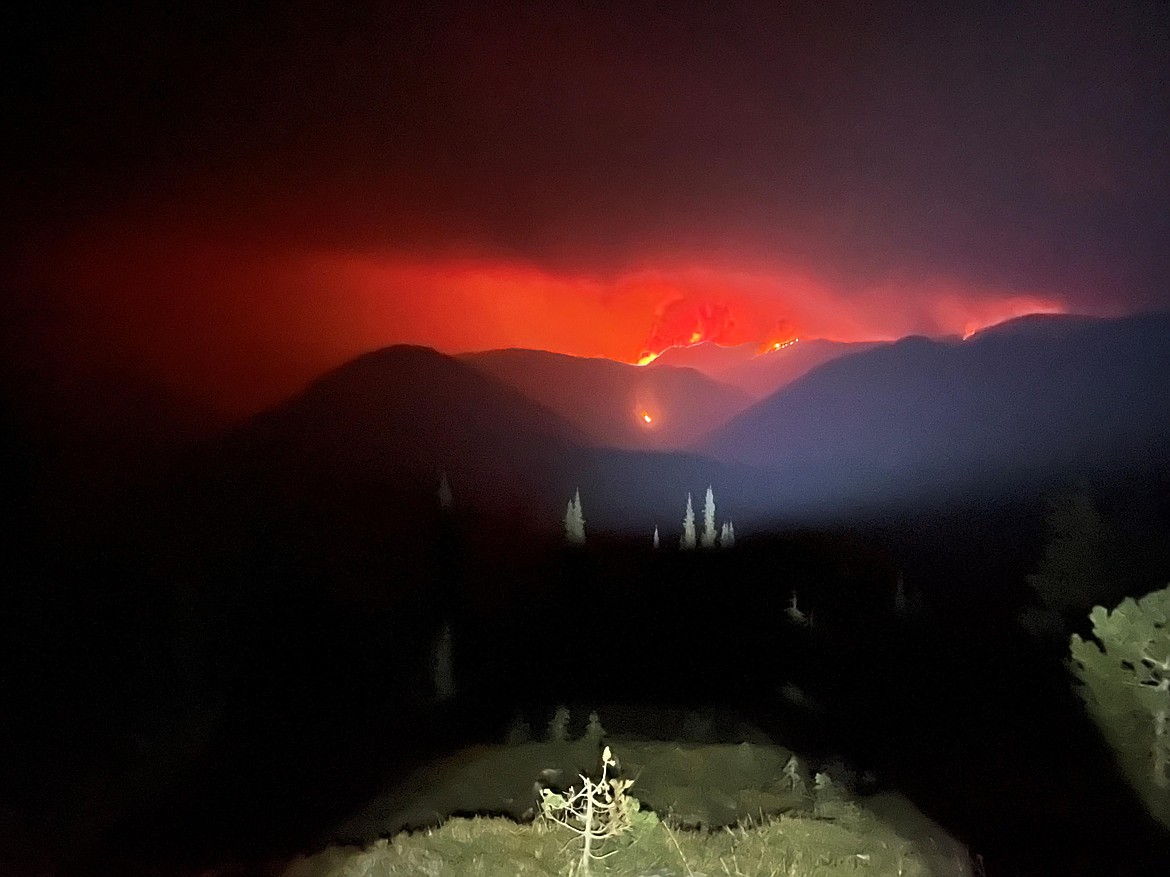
702;312;1170;507
203;315;1170;540
647;341;758;375
721;339;884;398
647;339;879;399
460;348;754;450
231;345;589;507
208;344;767;539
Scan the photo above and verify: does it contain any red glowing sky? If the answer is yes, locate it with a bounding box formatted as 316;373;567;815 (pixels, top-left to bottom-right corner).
6;3;1166;414
16;219;1073;413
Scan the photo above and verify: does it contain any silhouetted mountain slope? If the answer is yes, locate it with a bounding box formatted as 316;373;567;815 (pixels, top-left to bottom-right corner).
645;339;879;399
203;314;1170;539
721;339;883;398
648;341;758;375
460;348;754;450
967;311;1105;340
203;344;770;539
703;313;1170;506
228;345;590;505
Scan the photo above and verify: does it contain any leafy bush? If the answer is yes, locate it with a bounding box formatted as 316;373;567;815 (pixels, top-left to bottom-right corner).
1070;584;1170;827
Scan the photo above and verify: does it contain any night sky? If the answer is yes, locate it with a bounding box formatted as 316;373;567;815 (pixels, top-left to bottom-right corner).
5;1;1168;412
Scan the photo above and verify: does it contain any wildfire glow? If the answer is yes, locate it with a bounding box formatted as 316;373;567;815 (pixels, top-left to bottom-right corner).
635;297;746;365
764;337;799;353
49;227;1088;415
641;411;653;424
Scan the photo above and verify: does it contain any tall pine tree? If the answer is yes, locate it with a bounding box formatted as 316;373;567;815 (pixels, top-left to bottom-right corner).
565;488;586;544
721;520;735;548
681;493;696;550
701;486;716;548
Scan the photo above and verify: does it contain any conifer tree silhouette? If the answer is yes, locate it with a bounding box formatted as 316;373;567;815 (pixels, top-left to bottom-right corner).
681;493;696;550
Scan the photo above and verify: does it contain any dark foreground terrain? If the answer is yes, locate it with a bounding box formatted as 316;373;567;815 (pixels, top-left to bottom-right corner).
4;477;1170;876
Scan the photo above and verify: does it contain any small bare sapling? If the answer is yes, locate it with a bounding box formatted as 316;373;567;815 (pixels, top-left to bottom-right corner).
538;745;637;876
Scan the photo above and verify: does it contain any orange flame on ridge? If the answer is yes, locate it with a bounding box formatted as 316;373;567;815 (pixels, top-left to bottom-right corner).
636;297;742;364
760;336;799;354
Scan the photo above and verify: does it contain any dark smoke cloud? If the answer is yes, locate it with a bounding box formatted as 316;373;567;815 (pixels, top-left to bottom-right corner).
5;1;1167;410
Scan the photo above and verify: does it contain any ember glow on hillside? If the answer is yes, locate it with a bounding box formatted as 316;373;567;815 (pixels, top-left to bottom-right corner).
765;338;799;354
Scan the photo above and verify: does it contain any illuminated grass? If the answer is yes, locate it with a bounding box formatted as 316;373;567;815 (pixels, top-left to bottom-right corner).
283;801;967;877
284;738;974;877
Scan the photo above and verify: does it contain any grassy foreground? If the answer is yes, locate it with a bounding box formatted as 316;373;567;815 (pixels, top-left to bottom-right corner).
283;804;962;877
282;738;974;877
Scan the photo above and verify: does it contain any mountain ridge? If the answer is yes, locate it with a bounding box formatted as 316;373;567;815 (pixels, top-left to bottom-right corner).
701;312;1170;510
460;347;754;450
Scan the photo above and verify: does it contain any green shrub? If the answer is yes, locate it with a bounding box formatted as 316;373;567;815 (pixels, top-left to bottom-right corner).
1070;584;1170;827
